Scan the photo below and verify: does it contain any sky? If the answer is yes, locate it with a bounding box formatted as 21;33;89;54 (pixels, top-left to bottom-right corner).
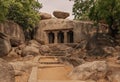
38;0;74;19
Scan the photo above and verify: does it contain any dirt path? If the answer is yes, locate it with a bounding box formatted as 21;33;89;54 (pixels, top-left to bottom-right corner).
38;66;72;80
37;56;73;80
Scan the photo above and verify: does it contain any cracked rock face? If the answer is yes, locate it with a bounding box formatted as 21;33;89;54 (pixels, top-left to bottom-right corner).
0;32;11;57
53;11;70;19
40;12;52;20
0;58;15;82
69;61;108;81
0;21;25;47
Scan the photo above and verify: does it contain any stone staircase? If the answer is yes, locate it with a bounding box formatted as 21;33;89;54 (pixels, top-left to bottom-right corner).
49;50;67;56
28;56;95;82
38;56;64;67
38;80;87;82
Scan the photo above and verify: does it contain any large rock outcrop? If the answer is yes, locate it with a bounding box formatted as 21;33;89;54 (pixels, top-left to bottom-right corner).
34;18;107;44
0;58;15;82
34;19;76;44
0;32;11;57
69;61;108;81
21;40;41;57
53;11;70;19
40;12;52;20
109;72;120;82
85;33;116;56
9;61;35;76
0;21;25;47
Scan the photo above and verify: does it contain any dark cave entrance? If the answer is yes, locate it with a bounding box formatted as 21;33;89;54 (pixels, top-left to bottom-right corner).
58;31;64;43
67;31;74;43
48;32;54;43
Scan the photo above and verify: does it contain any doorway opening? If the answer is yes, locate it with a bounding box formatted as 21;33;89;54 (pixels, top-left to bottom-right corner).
58;31;64;43
48;32;54;43
67;31;74;43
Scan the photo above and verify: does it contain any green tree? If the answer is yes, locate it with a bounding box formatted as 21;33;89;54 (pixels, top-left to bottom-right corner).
0;0;42;39
7;0;42;31
73;0;120;37
73;0;94;20
6;0;42;39
0;0;12;21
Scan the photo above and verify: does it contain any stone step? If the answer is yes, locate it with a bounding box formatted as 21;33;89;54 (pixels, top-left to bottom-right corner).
38;64;65;68
38;80;87;82
39;62;62;64
40;56;65;58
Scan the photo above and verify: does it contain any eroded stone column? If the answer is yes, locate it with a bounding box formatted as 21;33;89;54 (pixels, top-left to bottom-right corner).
54;31;58;43
64;31;67;43
45;31;49;44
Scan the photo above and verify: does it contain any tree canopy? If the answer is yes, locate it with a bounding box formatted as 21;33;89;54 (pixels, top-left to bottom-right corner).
0;0;12;21
73;0;120;37
73;0;94;20
0;0;42;31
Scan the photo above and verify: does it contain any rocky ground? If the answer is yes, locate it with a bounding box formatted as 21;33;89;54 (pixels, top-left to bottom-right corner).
0;10;120;82
0;38;120;82
0;31;120;82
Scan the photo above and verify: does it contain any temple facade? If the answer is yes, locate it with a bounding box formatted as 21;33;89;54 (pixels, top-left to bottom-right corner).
34;18;107;44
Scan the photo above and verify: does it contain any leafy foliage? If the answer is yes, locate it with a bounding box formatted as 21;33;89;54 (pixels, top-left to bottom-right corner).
0;0;42;38
73;0;94;20
0;0;12;21
7;0;42;31
73;0;120;37
0;0;42;39
0;0;42;29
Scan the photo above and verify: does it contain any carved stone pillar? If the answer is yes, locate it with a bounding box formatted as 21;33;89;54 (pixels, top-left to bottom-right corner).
54;31;58;43
64;31;67;43
45;31;49;44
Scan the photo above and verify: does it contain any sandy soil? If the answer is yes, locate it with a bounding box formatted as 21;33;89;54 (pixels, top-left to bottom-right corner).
3;55;120;82
38;66;72;80
38;57;73;80
15;72;30;82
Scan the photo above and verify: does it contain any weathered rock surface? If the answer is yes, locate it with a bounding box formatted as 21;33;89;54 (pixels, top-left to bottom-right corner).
28;40;41;48
34;19;76;43
108;72;120;82
0;58;15;82
40;12;52;20
0;21;25;47
49;44;72;51
86;33;116;56
69;61;108;81
10;37;23;47
9;61;35;76
7;48;20;59
0;32;11;57
34;18;99;44
53;11;70;19
21;40;41;57
22;46;40;57
60;57;85;67
15;44;26;56
39;45;51;55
